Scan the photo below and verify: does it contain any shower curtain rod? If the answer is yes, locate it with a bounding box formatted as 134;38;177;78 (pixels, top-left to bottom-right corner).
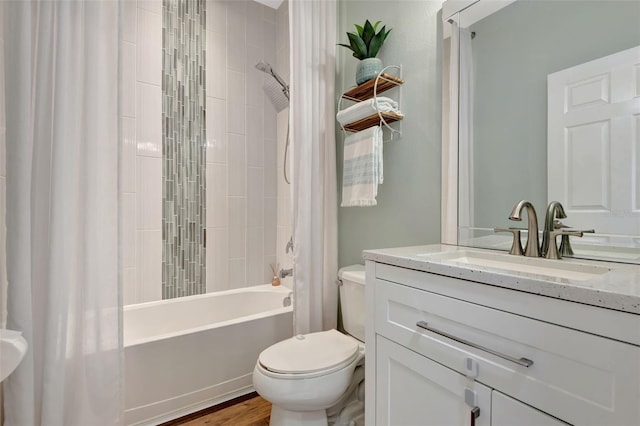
447;18;476;39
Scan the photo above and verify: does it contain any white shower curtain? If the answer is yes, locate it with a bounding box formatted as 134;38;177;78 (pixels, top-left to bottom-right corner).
289;0;339;334
3;1;122;424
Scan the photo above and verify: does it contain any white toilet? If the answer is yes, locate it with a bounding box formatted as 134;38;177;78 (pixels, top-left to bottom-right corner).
253;265;366;426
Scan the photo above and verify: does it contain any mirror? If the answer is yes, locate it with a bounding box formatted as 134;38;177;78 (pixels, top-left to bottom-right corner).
447;0;640;263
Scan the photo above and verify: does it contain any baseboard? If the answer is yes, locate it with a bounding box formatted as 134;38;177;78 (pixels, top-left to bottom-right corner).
159;390;259;425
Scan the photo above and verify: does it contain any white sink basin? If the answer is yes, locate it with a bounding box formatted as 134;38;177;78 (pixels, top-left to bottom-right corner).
422;250;611;281
0;329;28;382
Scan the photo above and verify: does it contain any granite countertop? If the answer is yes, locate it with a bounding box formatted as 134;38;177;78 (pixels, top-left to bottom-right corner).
363;244;640;315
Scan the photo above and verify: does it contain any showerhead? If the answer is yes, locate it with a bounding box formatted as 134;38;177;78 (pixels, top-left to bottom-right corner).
255;60;290;111
255;60;272;74
263;78;289;112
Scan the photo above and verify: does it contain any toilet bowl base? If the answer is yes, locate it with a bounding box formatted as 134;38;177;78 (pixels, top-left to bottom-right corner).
270;405;328;426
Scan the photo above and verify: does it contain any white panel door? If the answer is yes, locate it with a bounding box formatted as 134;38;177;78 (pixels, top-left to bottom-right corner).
492;391;571;426
548;46;640;235
376;336;491;426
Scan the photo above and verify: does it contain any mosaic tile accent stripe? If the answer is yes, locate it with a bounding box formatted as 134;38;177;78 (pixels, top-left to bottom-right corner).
162;0;206;299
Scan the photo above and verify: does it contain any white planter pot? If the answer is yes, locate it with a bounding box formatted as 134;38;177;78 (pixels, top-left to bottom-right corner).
356;58;383;85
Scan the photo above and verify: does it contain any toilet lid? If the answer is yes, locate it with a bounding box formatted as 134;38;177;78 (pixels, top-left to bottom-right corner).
259;329;360;374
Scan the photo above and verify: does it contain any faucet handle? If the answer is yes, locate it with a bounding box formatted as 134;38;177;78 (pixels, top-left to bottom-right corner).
558;227;594;256
547;229;585;259
494;227;524;255
553;220;569;230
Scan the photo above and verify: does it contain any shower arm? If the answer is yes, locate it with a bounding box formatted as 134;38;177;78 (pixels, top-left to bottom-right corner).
256;60;289;100
270;70;290;100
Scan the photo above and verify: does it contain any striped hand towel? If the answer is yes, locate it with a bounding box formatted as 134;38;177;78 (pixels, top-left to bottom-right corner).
341;126;384;207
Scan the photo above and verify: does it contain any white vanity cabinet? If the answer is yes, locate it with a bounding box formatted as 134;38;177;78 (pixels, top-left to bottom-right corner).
364;259;640;426
491;391;567;426
376;335;492;426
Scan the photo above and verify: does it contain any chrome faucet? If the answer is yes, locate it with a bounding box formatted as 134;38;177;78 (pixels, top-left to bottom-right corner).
541;201;567;257
509;200;540;257
280;268;293;279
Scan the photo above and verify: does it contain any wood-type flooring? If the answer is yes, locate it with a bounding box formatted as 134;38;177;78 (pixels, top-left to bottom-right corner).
162;393;271;426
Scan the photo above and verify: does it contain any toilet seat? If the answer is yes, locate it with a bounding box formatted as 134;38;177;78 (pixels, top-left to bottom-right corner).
258;329;360;379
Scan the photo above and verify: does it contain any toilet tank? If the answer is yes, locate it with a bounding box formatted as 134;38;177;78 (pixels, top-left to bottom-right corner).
338;265;366;342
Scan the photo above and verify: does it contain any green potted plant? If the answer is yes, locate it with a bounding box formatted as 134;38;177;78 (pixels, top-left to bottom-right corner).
339;19;392;85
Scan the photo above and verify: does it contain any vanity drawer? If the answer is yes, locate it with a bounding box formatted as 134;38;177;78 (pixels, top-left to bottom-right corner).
374;277;640;426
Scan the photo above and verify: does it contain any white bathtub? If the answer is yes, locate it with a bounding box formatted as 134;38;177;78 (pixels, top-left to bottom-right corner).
124;284;293;425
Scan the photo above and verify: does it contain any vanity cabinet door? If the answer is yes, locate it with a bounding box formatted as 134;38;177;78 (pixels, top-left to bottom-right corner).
373;274;640;425
492;391;570;426
376;336;491;426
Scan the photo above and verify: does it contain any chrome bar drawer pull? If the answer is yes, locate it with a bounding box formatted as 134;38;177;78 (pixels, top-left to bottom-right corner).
470;407;481;426
416;321;534;368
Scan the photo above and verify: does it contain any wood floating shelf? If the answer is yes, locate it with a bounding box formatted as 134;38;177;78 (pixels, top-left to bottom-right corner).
341;73;404;102
343;112;404;132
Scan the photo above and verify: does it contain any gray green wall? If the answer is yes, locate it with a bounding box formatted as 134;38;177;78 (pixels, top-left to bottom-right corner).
470;0;640;229
336;0;444;267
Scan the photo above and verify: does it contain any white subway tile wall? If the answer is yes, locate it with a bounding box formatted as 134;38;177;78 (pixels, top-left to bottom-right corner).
121;0;290;304
227;133;246;196
137;8;162;86
138;0;163;15
246;106;264;167
264;20;277;73
136;156;162;230
121;0;164;304
264;138;277;197
207;97;226;164
208;227;229;292
122;193;137;269
207;0;226;31
246;46;265;108
141;229;162;301
206;29;226;100
227;70;246;135
209;163;228;227
228;196;247;259
229;258;246;289
247;167;265;228
121;117;137;193
123;268;138;309
136;83;162;157
122;0;137;44
227;2;246;73
205;0;289;293
246;227;265;285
